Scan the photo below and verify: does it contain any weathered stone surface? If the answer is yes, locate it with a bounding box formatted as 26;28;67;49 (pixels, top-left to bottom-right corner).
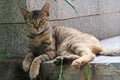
0;0;26;23
40;56;120;80
51;13;120;40
26;0;120;19
0;56;29;80
0;0;27;56
100;36;120;49
0;0;119;56
1;56;120;80
0;24;28;56
0;13;119;55
91;56;120;80
99;0;120;14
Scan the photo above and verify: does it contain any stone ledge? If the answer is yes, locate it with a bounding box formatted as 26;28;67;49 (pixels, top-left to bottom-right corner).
0;56;120;80
0;56;29;80
41;56;120;80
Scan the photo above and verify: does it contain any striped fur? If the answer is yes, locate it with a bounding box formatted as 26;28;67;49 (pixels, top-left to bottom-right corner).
21;3;120;80
21;3;56;79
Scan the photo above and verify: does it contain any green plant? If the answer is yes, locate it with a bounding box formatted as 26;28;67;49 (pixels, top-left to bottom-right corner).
58;61;91;80
0;51;10;57
87;64;91;80
55;0;77;12
80;64;91;80
58;58;63;80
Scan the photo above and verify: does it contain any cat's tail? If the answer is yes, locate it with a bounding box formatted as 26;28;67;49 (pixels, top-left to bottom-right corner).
99;48;120;56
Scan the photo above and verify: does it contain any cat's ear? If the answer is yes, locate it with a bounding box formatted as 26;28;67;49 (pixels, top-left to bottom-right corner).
20;8;30;19
41;3;50;16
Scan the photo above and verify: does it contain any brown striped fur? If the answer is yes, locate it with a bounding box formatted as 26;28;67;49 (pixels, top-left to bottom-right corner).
20;3;120;80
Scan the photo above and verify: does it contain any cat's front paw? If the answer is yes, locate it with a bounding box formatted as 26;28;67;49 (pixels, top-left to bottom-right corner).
29;58;41;80
71;60;81;69
54;56;64;66
22;59;31;72
54;56;73;66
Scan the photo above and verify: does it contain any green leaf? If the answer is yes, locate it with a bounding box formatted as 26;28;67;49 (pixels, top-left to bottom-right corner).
54;0;77;12
0;51;10;57
54;0;58;3
65;0;78;12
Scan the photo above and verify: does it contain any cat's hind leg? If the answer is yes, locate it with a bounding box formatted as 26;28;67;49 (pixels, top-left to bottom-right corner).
68;43;96;69
23;52;35;72
71;52;95;69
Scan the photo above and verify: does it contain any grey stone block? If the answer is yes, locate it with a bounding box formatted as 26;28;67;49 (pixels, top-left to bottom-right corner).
0;56;29;80
0;0;27;55
26;0;99;19
51;13;120;40
91;56;120;80
0;13;119;56
99;0;120;14
26;0;120;19
55;0;99;19
0;24;28;56
0;0;26;23
40;56;120;80
100;36;120;50
0;56;120;80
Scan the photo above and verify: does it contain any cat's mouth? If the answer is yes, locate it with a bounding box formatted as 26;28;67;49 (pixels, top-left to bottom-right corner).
35;30;42;34
35;29;44;34
36;27;49;35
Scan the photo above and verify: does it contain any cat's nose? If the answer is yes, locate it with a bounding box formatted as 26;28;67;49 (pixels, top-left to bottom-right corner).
35;26;39;31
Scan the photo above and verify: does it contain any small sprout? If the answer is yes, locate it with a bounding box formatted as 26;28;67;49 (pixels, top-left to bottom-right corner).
58;58;63;80
80;64;91;80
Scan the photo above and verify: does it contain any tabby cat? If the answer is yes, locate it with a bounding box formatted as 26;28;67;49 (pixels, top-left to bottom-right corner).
20;3;120;80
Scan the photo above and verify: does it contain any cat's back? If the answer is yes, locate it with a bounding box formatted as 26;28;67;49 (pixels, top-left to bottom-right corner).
52;26;102;53
52;26;94;40
52;26;83;37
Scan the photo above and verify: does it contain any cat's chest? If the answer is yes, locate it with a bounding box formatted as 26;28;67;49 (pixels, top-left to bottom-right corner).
28;37;47;56
32;45;46;56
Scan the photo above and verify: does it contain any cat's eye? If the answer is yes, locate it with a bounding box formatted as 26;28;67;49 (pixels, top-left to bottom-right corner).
27;21;35;26
39;18;44;23
40;19;44;23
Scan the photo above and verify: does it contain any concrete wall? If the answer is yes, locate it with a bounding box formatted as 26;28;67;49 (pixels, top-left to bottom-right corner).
26;0;120;40
0;0;120;55
0;0;27;56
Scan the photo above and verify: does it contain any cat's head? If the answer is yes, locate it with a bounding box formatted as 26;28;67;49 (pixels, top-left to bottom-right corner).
20;3;50;34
